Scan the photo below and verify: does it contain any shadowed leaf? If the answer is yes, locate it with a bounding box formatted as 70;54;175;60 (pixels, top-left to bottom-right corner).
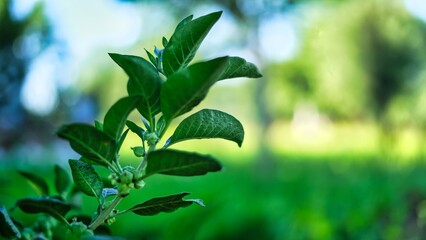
145;149;221;177
18;170;49;196
129;193;203;216
0;206;21;239
54;165;71;195
17;197;71;225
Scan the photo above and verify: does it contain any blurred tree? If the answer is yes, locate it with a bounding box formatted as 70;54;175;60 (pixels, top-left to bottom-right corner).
267;0;426;131
0;0;56;150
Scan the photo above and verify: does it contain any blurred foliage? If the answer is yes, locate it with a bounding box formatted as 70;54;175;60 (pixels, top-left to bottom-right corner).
266;0;426;124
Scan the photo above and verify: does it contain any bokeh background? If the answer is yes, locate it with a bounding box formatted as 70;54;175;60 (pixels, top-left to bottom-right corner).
2;0;426;239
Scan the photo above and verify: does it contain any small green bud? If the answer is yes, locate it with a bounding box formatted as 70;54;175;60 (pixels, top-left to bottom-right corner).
117;183;130;195
135;180;145;189
145;132;159;146
120;170;133;184
106;217;116;225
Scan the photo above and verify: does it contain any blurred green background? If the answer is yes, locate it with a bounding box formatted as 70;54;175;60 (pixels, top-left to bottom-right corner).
2;0;426;239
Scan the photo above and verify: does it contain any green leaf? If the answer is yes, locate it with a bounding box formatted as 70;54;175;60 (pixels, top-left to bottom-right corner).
54;165;71;195
167;109;244;147
0;205;21;239
129;193;203;216
131;146;145;157
94;120;103;131
103;96;140;141
219;56;263;80
160;56;228;123
145;49;157;67
18;170;49;196
57;124;116;167
117;129;129;153
162;11;222;77
156;116;166;136
16;197;71;225
162;37;168;48
126;120;144;140
69;159;103;198
145;149;222;177
109;53;163;120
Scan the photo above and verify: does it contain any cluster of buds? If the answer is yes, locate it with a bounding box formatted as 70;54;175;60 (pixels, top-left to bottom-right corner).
108;166;145;195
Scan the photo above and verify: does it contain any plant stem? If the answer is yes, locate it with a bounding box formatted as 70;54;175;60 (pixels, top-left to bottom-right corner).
89;195;124;231
137;144;155;171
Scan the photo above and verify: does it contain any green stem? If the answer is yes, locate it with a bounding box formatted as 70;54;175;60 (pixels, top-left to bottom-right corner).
137;144;155;171
89;195;124;231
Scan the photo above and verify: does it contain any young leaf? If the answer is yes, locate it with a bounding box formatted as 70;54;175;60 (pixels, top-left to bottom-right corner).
128;193;203;216
166;109;244;147
160;57;228;123
54;165;71;195
94;120;103;131
162;37;168;48
103;96;140;141
57;124;116;167
162;11;222;76
109;53;163;120
18;170;49;196
145;149;222;177
145;48;158;67
219;56;263;80
16;197;71;225
0;205;21;239
69;159;103;199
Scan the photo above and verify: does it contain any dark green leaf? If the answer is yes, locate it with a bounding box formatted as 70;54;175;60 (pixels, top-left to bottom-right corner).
162;11;222;76
0;205;21;239
162;37;168;48
175;15;193;31
126;120;144;140
117;129;129;153
103;96;140;141
160;57;228;123
129;193;203;216
156;116;166;136
57;124;116;167
219;56;263;80
18;170;49;196
17;197;71;225
145;149;222;177
145;49;157;67
54;165;71;195
109;53;163;120
69;160;103;198
167;109;244;147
